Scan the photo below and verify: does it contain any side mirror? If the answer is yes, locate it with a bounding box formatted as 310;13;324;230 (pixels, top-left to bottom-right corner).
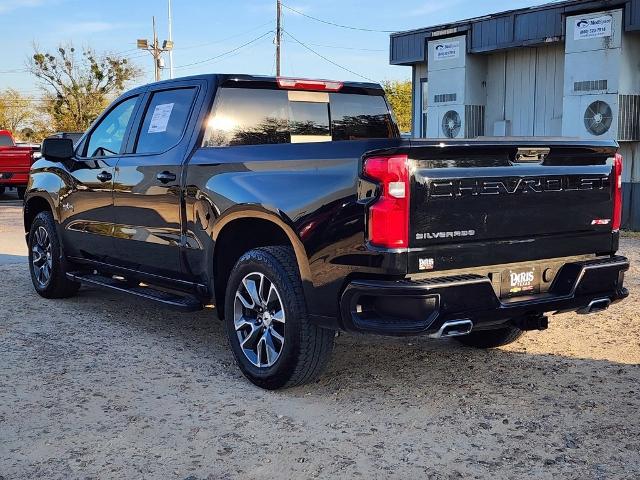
41;137;74;161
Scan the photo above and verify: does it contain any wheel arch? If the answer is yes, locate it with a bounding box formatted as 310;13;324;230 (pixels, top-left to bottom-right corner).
211;208;312;319
23;193;57;233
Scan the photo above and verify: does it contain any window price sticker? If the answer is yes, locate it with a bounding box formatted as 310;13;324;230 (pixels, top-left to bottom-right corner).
148;103;175;134
574;15;613;40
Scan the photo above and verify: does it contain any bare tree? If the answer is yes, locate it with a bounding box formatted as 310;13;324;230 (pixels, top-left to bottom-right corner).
29;44;141;132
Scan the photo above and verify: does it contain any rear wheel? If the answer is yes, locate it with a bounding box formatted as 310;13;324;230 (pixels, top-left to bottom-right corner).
224;246;334;389
28;211;80;298
455;325;525;349
17;187;26;200
0;186;5;196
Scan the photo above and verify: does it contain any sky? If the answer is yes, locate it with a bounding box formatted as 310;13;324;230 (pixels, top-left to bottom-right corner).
0;0;555;97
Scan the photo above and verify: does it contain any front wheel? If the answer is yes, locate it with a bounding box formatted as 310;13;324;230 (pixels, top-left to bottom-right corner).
28;211;80;298
224;246;335;390
455;325;525;349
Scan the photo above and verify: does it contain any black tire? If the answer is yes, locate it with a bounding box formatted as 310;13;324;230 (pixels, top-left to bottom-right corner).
17;187;26;200
0;186;5;196
28;211;80;299
224;246;335;390
455;325;525;349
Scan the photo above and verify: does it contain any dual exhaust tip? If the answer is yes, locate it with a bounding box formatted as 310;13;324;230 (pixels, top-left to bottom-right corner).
429;319;473;339
577;298;611;315
429;298;611;338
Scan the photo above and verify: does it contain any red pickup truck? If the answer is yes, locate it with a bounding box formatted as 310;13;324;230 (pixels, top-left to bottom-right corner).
0;130;39;199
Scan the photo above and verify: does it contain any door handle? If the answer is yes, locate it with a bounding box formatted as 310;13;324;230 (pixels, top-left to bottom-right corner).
97;171;112;182
156;171;177;184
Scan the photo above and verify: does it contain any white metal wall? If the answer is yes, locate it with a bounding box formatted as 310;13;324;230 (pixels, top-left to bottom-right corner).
485;44;565;137
414;44;565;137
412;63;427;135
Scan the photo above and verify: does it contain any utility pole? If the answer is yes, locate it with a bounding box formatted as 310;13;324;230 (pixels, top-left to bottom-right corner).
137;16;174;82
276;0;282;76
168;0;174;79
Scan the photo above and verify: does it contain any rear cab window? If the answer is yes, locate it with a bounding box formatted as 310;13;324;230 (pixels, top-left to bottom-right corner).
204;85;396;147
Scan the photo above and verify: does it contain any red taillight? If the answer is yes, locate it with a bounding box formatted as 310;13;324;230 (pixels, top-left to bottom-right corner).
277;77;343;92
363;155;410;248
613;153;623;231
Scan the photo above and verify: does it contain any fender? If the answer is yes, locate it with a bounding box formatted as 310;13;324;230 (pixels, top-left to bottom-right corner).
24;168;64;227
210;204;313;287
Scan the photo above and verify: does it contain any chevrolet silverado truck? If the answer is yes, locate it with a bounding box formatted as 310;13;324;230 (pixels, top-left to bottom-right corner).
0;130;39;199
23;74;629;389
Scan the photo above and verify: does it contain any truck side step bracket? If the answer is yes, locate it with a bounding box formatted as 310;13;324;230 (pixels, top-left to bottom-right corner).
66;272;203;312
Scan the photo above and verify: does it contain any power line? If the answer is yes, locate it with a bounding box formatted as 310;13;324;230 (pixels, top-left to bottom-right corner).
174;20;274;51
174;30;274;70
0;68;30;74
281;3;396;33
282;30;377;83
282;38;384;52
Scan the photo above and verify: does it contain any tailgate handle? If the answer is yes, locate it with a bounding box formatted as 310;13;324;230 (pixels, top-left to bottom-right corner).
515;148;550;164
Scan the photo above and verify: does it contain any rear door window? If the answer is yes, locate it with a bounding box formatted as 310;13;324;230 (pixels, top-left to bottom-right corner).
135;88;197;154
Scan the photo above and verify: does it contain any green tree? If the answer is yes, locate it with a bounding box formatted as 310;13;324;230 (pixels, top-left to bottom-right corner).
381;79;412;134
0;88;36;136
29;44;141;132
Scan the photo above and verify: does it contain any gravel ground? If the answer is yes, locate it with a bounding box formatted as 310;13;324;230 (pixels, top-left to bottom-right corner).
1;203;639;480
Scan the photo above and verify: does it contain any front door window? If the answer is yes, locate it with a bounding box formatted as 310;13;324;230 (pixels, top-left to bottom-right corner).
85;96;138;158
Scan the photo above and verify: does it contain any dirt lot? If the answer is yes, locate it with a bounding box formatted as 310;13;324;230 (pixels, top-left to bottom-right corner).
1;200;639;480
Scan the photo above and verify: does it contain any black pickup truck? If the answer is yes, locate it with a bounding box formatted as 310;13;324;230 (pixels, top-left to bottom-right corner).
24;74;629;389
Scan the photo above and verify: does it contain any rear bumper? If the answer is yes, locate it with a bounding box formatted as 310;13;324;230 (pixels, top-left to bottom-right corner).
339;255;629;336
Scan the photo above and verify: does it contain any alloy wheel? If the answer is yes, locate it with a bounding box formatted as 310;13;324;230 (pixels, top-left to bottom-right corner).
233;272;286;368
31;226;53;288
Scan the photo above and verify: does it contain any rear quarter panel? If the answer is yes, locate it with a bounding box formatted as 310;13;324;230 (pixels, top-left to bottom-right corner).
183;139;401;317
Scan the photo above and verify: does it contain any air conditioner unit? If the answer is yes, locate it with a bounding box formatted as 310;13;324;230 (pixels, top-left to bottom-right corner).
562;9;640;141
424;35;486;139
564;93;640;140
426;105;485;139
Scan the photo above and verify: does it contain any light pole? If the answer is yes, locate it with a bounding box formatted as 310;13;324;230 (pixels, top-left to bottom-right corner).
168;0;174;79
276;0;282;76
137;16;174;82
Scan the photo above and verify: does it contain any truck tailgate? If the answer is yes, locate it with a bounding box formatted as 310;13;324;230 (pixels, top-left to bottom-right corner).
392;139;621;274
409;140;618;245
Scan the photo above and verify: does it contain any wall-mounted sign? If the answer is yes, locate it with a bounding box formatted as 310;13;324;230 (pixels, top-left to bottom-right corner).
574;15;613;40
434;41;460;61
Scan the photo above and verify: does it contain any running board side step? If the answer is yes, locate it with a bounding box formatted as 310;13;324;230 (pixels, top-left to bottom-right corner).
66;272;203;312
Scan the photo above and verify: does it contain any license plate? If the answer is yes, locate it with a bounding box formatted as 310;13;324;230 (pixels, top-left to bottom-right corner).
501;266;540;298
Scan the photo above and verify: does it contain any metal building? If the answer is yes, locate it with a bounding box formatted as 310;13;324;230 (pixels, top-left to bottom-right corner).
390;0;640;229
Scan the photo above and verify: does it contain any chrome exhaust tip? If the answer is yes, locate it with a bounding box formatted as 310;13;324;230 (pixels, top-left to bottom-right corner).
577;298;611;315
429;319;473;339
